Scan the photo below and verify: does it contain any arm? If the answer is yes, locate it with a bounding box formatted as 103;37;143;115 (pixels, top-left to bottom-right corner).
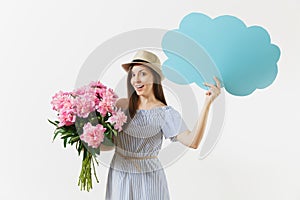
176;98;212;149
100;144;115;151
176;77;221;149
100;98;128;151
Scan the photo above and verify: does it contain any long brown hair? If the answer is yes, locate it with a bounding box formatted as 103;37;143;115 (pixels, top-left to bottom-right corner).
127;64;167;119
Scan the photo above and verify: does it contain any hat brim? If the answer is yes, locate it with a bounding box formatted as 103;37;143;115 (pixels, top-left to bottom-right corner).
121;62;164;80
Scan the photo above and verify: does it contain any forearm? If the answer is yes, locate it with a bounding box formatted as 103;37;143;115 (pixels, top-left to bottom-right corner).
100;144;115;151
177;98;212;149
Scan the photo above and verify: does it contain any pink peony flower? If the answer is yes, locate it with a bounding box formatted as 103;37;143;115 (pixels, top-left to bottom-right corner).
72;84;92;96
107;108;127;131
80;122;106;148
96;101;111;117
104;88;118;105
73;92;97;118
58;109;76;127
51;81;121;128
51;91;72;112
96;88;118;116
51;91;76;126
92;87;105;102
89;80;107;89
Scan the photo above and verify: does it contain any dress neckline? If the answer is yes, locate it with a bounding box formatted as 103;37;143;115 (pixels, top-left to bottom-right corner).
136;105;171;112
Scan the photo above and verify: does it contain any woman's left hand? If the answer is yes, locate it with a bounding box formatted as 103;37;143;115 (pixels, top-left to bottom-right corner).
203;76;221;104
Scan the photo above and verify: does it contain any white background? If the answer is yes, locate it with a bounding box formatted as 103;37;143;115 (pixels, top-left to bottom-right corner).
1;0;299;199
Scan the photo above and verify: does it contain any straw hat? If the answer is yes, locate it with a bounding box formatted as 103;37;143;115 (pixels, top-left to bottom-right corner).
121;50;164;80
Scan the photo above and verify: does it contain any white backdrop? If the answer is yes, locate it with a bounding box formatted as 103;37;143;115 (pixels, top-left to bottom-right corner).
1;0;299;199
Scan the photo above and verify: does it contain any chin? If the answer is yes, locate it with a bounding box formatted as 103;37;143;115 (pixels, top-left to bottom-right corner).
136;91;146;96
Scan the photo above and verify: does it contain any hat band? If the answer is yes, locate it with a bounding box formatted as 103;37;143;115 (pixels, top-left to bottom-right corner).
132;59;150;63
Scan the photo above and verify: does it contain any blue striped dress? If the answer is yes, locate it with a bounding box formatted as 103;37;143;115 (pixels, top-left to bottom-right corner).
105;105;188;200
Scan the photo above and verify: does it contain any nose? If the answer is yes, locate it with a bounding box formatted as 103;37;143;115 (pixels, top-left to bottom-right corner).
132;74;141;83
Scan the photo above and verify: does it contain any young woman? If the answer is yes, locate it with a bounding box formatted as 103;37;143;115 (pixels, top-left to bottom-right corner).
103;50;221;200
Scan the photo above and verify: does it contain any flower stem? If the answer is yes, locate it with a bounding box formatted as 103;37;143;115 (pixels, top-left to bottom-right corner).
78;150;95;192
92;156;99;183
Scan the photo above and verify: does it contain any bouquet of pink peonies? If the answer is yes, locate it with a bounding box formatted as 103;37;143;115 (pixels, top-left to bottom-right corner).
48;81;127;192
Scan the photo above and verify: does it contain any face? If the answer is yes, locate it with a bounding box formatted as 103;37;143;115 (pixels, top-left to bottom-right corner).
130;64;155;97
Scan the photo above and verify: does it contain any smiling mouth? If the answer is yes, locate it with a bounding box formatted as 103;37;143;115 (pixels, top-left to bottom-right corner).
135;85;144;89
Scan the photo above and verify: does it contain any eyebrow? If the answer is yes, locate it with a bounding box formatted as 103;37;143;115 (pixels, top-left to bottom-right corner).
132;69;146;74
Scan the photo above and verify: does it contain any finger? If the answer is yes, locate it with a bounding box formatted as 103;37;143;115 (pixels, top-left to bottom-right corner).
203;82;215;88
213;76;221;88
204;79;220;89
209;85;219;91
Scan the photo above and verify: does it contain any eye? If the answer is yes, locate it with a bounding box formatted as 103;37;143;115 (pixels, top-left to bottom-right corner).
141;72;146;76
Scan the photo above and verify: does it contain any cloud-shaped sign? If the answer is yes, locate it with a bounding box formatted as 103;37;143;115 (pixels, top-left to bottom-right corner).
161;12;281;96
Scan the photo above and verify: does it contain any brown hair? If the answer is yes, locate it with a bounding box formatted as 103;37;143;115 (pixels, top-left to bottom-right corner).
127;64;167;119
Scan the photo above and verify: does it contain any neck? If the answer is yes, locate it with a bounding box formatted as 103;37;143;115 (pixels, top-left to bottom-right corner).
137;93;157;107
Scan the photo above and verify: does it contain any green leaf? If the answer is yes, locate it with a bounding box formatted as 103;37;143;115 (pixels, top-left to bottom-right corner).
65;125;77;133
55;128;66;134
69;136;80;145
112;129;118;136
60;133;74;139
48;119;59;127
52;131;60;142
77;142;83;156
63;138;68;148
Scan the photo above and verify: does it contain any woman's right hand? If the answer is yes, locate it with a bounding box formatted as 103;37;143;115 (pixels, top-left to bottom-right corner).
203;76;221;104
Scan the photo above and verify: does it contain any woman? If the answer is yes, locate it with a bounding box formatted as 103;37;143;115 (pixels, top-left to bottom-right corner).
103;50;221;200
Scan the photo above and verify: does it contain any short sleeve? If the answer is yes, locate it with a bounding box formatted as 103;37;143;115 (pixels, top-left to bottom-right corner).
161;106;189;141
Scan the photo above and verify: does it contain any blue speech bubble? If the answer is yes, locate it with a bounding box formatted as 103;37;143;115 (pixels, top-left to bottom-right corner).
161;12;281;96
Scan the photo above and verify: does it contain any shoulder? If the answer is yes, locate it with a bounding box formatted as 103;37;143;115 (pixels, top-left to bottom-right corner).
116;98;128;110
151;100;167;109
164;105;177;112
163;106;183;120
